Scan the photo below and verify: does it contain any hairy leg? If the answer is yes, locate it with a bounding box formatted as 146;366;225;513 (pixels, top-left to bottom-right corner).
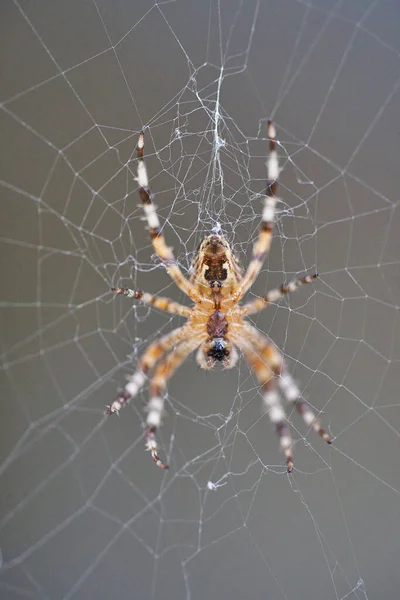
236;324;331;470
234;121;280;302
136;132;200;301
243;323;331;441
239;339;294;471
106;326;189;416
240;274;318;316
145;335;204;469
112;287;192;318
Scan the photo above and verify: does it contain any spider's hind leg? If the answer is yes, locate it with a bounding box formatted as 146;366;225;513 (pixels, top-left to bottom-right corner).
233;120;281;302
136;132;199;301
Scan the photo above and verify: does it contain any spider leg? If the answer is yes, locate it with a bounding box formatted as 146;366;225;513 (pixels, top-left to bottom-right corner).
240;274;318;316
136;132;200;301
145;335;205;469
105;326;189;416
277;365;332;444
111;287;192;318
242;323;331;442
236;324;331;470
234;121;280;302
239;341;294;472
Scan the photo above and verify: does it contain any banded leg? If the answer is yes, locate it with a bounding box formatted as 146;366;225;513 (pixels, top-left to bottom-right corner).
106;326;189;416
234;121;280;302
244;325;332;444
240;343;294;472
137;133;199;301
146;335;204;469
240;274;318;317
111;287;192;318
277;367;332;443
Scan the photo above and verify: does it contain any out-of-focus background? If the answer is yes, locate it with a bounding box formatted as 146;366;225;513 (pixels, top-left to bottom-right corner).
1;1;400;599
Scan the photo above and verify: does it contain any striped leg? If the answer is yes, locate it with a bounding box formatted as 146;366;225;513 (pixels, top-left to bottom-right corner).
277;368;332;443
145;335;204;469
250;332;331;444
111;287;192;318
105;326;188;416
234;121;280;302
239;342;294;472
137;133;199;301
240;274;318;317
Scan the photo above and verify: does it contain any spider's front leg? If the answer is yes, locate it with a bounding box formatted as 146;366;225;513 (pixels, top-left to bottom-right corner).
105;326;189;416
241;343;295;471
250;328;332;445
238;324;331;472
145;335;204;469
277;363;332;444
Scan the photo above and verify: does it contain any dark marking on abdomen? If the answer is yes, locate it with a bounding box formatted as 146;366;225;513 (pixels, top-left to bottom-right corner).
204;256;228;282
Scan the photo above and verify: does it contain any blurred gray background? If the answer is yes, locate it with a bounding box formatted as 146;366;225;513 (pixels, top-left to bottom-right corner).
1;1;400;599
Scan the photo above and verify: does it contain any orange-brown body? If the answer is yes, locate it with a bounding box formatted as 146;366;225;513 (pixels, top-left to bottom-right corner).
108;123;331;472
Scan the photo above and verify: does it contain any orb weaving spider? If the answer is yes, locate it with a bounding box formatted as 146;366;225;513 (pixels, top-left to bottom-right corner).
108;122;331;471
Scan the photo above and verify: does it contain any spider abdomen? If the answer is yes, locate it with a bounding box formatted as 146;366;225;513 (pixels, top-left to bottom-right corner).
203;256;228;283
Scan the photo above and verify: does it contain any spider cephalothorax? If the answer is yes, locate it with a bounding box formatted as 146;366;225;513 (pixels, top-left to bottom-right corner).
201;311;238;370
108;123;331;472
207;338;229;362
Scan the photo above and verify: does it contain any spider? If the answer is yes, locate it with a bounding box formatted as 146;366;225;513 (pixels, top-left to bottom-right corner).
107;122;331;472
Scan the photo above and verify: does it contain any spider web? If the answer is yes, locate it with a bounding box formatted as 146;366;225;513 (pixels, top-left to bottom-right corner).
1;0;400;599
